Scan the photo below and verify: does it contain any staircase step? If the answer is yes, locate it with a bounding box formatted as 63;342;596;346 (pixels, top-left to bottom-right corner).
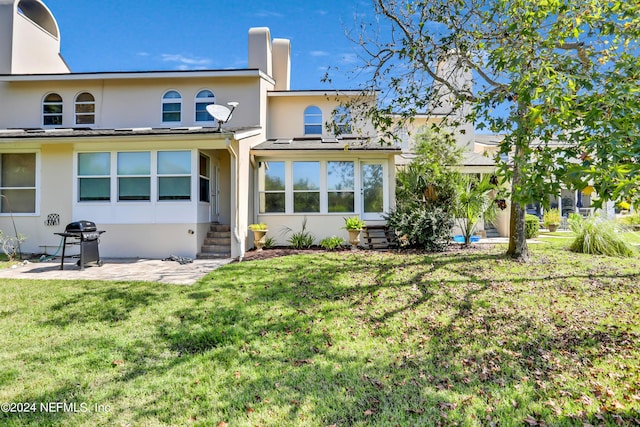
197;223;231;259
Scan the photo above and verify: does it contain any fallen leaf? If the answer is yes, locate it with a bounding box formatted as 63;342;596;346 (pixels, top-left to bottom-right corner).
217;422;229;427
364;409;376;416
234;371;241;379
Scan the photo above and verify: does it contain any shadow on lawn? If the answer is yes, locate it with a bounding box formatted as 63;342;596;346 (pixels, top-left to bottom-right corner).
5;249;638;426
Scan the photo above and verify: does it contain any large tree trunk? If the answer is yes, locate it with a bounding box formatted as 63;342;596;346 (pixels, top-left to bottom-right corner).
506;140;529;261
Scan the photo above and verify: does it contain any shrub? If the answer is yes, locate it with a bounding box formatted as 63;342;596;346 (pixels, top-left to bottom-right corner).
249;223;268;231
283;218;315;249
263;236;276;249
543;208;561;227
385;205;453;252
343;216;366;230
569;215;636;257
525;214;540;239
320;236;344;251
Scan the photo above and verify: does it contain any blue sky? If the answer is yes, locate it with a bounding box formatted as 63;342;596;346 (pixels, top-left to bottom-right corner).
44;0;373;90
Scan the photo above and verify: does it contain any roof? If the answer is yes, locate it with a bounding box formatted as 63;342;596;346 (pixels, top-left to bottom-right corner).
253;137;401;152
0;126;262;140
396;150;496;167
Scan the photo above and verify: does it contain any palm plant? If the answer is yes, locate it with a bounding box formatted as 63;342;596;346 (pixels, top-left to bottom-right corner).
452;174;498;245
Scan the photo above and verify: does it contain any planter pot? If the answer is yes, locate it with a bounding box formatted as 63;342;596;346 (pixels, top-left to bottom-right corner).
251;229;268;251
347;229;361;251
547;224;559;232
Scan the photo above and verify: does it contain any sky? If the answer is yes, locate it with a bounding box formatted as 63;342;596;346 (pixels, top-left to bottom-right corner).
44;0;375;90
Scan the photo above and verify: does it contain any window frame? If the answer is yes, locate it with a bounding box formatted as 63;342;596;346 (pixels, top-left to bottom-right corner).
75;92;95;125
303;106;323;135
162;90;182;124
43;93;63;127
0;152;39;215
157;151;192;201
195;89;216;123
78;152;111;202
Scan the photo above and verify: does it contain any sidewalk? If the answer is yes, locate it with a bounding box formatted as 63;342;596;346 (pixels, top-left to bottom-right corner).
0;257;233;285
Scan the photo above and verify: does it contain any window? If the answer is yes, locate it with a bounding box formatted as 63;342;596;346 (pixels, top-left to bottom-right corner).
304;106;323;135
199;154;210;202
75;92;95;125
259;161;285;213
162;90;182;123
195;90;216;122
78;152;110;202
117;152;150;201
43;93;63;126
158;151;191;200
0;153;36;213
333;107;352;134
327;161;354;212
293;161;320;212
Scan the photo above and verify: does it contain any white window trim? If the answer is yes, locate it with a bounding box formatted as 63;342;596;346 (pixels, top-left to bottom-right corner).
258;159;385;216
74;92;96;126
42;93;63;127
0;150;41;216
161;90;183;125
194;89;216;124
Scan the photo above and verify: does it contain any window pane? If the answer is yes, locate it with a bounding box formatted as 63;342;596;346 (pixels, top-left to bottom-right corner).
304;106;323;135
163;112;181;122
262;162;285;191
163;91;181;99
118;177;150;200
118;152;150;175
79;178;110;201
159;177;191;200
260;193;285;213
2;153;36;187
158;151;191;174
43;104;63;114
0;189;35;213
44;93;62;102
76;115;95;125
328;192;354;213
75;103;95;113
304;124;322;134
293;162;319;190
328;161;354;190
199;155;210;178
79;152;110;175
199;177;210;202
44;116;62;126
76;92;94;102
363;164;384;213
294;192;320;212
163;103;181;112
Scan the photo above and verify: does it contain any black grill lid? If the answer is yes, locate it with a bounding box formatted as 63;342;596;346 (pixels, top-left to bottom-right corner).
65;220;97;232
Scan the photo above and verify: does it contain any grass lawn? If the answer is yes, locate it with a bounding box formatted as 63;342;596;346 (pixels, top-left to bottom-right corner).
0;242;639;426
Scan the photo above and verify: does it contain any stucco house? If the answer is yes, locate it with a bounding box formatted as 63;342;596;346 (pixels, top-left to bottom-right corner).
0;0;401;260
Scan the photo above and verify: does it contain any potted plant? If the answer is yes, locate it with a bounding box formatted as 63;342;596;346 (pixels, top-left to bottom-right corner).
543;208;561;232
343;216;366;250
249;223;268;251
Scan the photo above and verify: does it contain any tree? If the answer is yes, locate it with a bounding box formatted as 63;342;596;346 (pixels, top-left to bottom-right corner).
331;0;640;261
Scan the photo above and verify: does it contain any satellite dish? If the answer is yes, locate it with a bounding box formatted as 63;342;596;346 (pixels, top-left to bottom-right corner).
206;102;239;131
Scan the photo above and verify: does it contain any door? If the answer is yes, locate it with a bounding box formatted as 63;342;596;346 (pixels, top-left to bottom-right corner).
361;162;385;221
200;153;218;222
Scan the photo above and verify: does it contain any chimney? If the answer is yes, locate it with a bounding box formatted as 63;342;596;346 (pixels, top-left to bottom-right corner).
248;27;272;76
272;38;290;91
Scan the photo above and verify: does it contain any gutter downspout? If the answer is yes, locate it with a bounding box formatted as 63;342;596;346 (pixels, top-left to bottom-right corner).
226;137;244;261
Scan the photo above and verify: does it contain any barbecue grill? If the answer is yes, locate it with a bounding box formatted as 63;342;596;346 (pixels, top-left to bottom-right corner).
55;220;105;270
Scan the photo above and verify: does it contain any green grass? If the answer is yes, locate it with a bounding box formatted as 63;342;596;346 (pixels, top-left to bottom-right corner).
1;244;639;426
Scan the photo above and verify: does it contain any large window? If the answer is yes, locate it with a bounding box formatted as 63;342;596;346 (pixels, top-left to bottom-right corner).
43;93;63;126
195;90;216;122
304;106;323;135
259;161;285;213
78;152;110;201
293;161;320;212
333;107;352;135
259;160;362;214
327;161;354;212
75;92;95;125
0;153;36;213
158;151;191;200
78;151;193;203
162;90;182;123
199;154;210;203
117;152;151;201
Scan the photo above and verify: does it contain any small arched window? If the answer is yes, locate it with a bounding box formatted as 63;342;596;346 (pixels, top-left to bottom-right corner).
195;90;216;122
43;93;63;126
304;106;323;135
333;106;352;134
75;92;95;125
162;90;182;123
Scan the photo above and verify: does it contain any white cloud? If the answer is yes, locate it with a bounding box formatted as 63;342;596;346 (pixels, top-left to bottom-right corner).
161;54;212;70
310;50;330;57
253;11;285;18
339;53;358;64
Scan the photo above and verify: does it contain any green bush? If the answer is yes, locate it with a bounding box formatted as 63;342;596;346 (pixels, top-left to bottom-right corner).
320;236;344;251
263;236;276;249
385;205;453;252
283;218;315;249
525;214;540;239
569;215;636;257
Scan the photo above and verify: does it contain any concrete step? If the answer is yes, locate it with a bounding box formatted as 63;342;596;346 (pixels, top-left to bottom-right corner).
197;223;231;259
204;237;230;245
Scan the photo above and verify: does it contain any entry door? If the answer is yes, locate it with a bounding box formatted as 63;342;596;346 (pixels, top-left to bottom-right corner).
361;162;386;221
